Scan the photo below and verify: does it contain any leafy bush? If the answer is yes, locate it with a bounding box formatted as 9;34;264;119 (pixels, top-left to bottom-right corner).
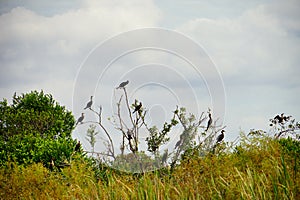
0;91;81;167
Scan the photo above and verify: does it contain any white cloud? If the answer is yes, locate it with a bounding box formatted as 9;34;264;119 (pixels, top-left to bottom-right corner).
1;0;299;146
176;0;300;139
178;1;300;85
0;0;162;107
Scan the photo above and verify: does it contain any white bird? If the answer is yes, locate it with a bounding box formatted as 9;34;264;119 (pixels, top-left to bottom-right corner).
84;96;93;109
116;80;129;89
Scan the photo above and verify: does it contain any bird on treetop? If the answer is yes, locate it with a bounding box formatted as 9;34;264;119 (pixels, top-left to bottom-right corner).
274;113;286;124
216;130;225;143
76;113;84;125
116;80;129;89
133;102;142;114
205;113;212;131
84;96;93;110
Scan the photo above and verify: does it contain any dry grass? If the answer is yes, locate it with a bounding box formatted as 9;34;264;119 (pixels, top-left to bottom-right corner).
1;138;299;199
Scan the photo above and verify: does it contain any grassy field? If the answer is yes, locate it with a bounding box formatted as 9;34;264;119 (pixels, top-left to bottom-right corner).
1;137;299;200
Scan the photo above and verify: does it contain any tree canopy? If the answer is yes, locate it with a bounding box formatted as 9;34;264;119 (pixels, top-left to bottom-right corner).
0;90;80;167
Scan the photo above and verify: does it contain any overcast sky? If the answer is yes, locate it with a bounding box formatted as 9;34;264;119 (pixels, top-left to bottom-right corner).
0;0;299;153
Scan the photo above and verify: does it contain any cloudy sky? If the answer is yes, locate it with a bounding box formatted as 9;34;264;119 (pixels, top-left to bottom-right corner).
0;0;299;152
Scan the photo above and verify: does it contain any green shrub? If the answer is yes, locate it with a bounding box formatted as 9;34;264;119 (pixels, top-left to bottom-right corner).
0;91;80;167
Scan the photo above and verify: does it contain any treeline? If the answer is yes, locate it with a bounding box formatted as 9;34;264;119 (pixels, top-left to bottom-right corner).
0;91;299;199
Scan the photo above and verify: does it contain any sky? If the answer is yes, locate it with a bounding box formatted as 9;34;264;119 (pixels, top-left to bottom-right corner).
0;0;300;154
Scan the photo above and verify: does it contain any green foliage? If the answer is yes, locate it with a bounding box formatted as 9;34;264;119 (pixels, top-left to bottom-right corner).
111;151;159;173
0;91;81;168
170;107;211;169
146;117;178;154
86;124;99;153
0;133;78;167
0;90;75;140
278;137;300;158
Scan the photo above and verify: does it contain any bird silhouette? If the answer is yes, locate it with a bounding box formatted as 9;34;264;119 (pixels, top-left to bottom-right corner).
116;80;129;89
76;113;84;125
84;96;93;109
274;113;284;123
205;113;212;131
127;129;133;140
133;102;142;113
216;130;225;143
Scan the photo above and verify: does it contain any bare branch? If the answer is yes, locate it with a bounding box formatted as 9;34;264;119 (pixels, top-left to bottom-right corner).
123;88;135;125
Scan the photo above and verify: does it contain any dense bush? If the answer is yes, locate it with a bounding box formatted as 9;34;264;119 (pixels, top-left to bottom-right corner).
0;91;81;167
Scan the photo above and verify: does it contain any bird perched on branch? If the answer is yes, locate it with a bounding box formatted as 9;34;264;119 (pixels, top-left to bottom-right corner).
84;96;93;109
127;129;133;140
76;113;84;125
116;80;129;89
216;130;225;143
205;113;212;131
133;102;142;114
274;113;285;123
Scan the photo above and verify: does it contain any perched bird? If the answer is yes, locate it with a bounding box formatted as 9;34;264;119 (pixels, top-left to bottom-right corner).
133;102;142;114
84;96;93;110
205;113;212;131
75;141;81;152
127;129;133;140
76;113;84;125
274;113;285;123
116;80;129;89
216;130;225;143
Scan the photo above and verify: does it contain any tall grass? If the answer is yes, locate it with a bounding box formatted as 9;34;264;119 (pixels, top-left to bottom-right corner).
0;137;299;199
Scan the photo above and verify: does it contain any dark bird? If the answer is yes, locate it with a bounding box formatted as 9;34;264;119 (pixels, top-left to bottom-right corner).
216;130;225;143
133;102;142;113
75;141;81;152
205;113;212;131
116;80;129;89
84;96;93;109
127;130;133;140
76;113;84;125
274;113;285;123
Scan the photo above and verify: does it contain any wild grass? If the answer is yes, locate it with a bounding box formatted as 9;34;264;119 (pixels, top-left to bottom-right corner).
1;137;299;199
